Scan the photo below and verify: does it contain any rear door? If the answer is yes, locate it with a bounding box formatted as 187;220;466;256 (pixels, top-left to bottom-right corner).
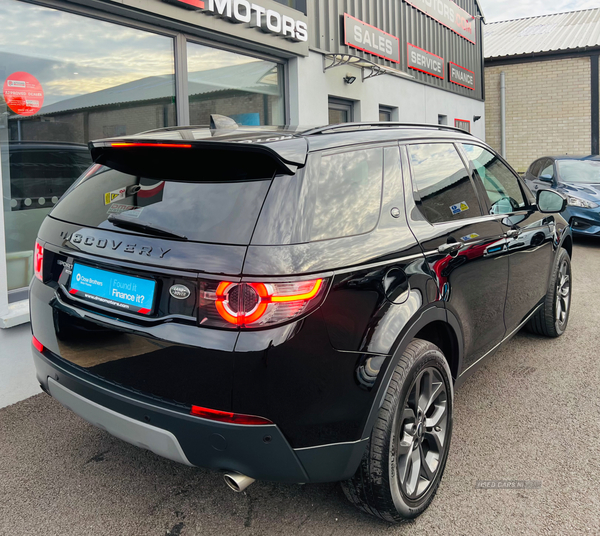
402;142;508;370
461;144;555;332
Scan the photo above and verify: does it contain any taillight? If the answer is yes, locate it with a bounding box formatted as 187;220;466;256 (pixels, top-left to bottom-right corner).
34;241;44;281
198;278;327;329
32;335;44;352
190;405;273;425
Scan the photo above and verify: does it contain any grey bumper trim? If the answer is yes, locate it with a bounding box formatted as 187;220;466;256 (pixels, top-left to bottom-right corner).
48;378;193;466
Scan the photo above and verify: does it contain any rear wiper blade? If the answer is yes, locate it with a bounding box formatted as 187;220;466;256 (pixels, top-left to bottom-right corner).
108;214;188;240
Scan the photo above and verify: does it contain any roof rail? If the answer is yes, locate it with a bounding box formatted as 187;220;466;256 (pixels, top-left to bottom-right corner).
301;122;475;137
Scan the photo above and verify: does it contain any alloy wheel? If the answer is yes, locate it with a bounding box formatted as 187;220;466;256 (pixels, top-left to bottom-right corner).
555;259;570;326
395;367;448;500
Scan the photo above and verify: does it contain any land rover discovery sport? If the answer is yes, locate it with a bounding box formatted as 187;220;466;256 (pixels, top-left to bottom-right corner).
30;120;572;521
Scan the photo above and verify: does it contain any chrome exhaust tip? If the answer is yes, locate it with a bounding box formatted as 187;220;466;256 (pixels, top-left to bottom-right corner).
224;473;255;493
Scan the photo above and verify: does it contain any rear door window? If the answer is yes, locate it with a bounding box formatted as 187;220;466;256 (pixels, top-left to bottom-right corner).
50;167;272;244
407;143;482;224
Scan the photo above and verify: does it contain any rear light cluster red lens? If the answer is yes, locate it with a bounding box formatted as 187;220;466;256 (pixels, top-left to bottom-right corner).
34;241;44;281
190;405;272;425
197;278;327;329
32;336;44;352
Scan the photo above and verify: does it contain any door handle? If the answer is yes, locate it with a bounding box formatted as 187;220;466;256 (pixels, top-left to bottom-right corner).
506;229;520;238
438;242;462;255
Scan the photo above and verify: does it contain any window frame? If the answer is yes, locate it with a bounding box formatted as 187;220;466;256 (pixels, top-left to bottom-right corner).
328;97;354;124
403;140;486;226
379;106;395;122
457;142;535;216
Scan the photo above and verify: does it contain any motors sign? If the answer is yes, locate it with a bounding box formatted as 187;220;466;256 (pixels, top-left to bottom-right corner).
165;0;308;41
343;14;400;64
449;61;475;90
404;0;476;44
407;44;444;79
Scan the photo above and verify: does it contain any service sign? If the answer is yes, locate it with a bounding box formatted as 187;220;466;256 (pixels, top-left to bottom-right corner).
404;0;476;44
407;43;444;79
344;14;400;64
449;61;475;90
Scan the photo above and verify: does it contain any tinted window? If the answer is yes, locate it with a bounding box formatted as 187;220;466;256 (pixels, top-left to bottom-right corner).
528;160;544;177
311;148;383;241
463;144;526;215
50;167;272;244
539;161;555;179
408;143;481;224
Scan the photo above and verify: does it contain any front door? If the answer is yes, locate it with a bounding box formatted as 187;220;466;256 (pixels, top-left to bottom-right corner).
461;144;555;332
402;142;509;369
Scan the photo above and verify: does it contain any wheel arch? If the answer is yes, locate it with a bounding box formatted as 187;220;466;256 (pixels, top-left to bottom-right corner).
359;306;464;441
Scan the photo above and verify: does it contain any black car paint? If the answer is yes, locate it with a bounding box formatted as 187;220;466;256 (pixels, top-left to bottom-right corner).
30;125;572;483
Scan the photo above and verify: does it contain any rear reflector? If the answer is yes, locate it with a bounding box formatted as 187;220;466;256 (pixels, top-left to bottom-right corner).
190;405;273;425
32;336;44;353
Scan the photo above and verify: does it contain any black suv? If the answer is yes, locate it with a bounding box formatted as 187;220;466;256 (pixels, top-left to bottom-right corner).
30;121;572;522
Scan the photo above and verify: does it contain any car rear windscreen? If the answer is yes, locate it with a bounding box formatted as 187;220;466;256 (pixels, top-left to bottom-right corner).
50;166;272;244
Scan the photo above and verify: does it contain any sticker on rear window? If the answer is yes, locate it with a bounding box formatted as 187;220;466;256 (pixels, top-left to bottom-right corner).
450;201;469;215
104;187;127;205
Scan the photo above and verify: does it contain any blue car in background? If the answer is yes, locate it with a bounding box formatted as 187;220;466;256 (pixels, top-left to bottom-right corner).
524;156;600;236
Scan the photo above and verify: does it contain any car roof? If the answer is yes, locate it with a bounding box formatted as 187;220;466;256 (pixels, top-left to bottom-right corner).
547;155;600;161
91;122;478;167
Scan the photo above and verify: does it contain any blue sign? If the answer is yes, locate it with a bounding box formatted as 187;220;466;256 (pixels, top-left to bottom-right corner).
70;264;155;315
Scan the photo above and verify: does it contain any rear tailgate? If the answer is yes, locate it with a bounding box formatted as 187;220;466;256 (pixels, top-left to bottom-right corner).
33;140;295;410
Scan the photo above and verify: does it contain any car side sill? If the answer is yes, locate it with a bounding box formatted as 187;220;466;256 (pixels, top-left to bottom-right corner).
457;303;543;382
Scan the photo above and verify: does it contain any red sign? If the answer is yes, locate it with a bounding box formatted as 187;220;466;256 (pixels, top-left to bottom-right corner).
2;72;45;116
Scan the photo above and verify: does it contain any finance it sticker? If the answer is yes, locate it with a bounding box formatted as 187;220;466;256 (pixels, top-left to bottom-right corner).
450;201;469;215
461;233;480;241
104;187;127;205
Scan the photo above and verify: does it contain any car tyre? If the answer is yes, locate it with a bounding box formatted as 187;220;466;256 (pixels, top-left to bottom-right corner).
341;339;453;522
526;248;571;337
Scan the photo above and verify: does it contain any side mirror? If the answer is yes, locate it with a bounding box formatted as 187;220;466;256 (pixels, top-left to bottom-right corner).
537;189;566;213
539;173;553;182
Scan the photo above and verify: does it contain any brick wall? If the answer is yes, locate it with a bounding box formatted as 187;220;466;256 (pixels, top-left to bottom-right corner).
485;57;591;173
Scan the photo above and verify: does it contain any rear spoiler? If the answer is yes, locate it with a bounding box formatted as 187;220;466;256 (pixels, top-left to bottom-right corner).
89;138;306;181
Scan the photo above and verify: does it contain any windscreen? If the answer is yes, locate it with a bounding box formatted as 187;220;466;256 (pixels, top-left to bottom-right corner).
50;166;272;244
557;160;600;184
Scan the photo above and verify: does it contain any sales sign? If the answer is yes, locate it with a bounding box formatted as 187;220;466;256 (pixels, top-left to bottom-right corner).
2;72;44;116
449;61;475;90
407;43;444;79
344;13;400;64
404;0;476;44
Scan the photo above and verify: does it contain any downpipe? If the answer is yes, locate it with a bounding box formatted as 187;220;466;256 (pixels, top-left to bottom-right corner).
224;473;255;493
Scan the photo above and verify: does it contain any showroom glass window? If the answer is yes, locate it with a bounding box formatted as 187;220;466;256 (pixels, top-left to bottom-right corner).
0;1;176;291
187;42;285;126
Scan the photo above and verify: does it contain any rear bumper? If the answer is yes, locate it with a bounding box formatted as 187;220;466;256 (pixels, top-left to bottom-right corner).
33;347;368;484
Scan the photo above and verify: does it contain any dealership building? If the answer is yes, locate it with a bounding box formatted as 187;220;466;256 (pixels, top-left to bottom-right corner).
0;0;485;327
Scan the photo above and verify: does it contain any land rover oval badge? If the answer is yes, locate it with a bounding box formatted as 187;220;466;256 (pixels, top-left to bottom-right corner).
169;284;191;300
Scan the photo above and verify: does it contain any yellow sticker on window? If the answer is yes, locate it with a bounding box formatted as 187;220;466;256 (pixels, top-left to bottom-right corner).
104;187;127;205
